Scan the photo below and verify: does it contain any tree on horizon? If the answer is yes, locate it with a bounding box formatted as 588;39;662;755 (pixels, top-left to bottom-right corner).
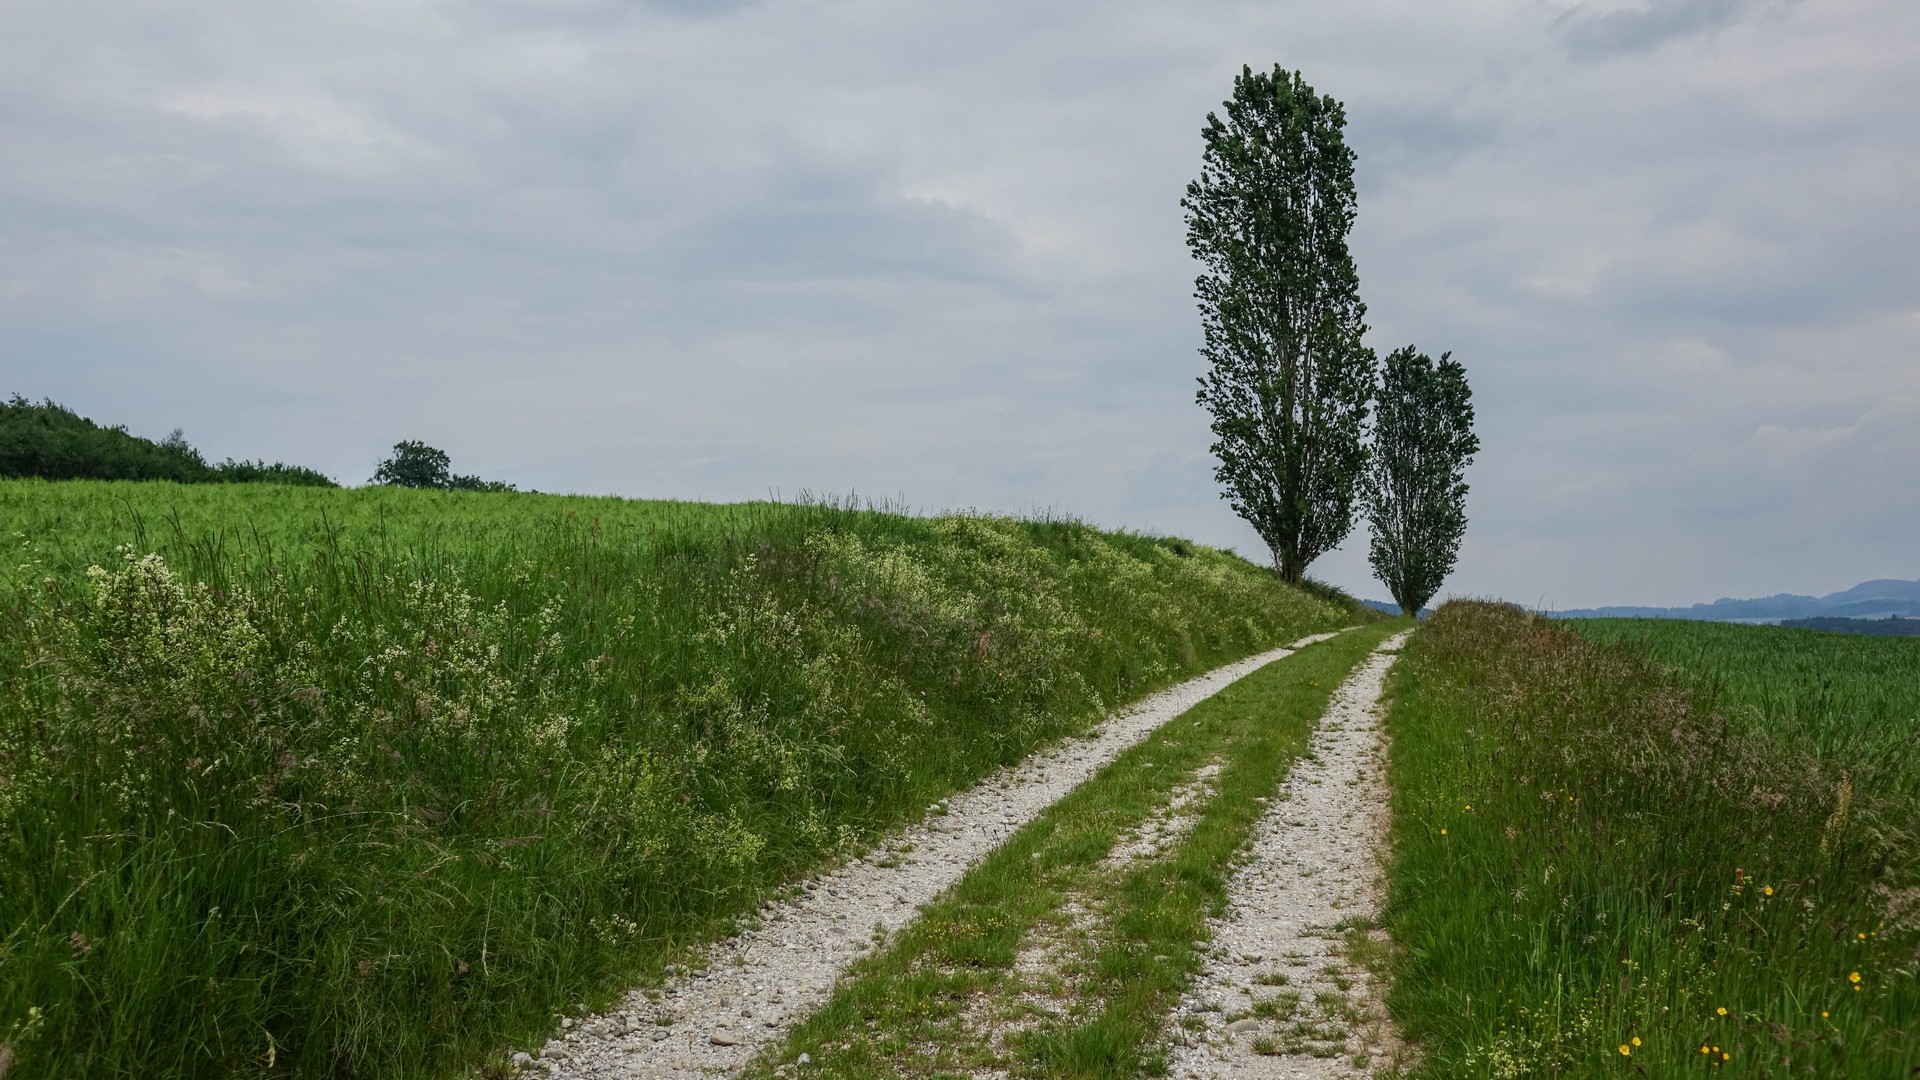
372;440;517;492
372;440;453;489
1186;65;1376;584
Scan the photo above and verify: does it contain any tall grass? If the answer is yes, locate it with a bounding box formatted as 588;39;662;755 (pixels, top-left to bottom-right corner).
1382;603;1919;1077
0;479;1349;1079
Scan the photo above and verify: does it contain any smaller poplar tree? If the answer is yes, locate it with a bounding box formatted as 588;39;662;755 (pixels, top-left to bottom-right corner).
1364;347;1478;616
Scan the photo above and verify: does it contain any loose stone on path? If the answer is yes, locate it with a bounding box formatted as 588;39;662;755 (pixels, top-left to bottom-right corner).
1166;633;1410;1080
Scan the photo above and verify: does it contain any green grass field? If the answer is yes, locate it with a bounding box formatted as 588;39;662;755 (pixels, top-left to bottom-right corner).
1382;605;1920;1077
0;479;1353;1079
1566;619;1920;780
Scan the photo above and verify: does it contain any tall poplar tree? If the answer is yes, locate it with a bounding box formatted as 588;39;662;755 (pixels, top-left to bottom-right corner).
1365;347;1478;616
1186;65;1375;583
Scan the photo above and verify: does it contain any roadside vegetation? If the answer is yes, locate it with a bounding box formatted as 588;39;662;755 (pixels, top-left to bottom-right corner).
1382;603;1919;1077
0;479;1354;1079
1187;66;1375;587
742;625;1397;1079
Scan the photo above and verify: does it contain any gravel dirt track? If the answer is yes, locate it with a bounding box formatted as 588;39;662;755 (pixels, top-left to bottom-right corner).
529;631;1350;1079
1165;632;1409;1079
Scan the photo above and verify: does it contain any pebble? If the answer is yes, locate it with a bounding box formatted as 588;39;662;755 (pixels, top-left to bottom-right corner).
1167;637;1408;1078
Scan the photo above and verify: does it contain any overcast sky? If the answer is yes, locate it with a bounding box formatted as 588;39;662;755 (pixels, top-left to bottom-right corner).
3;0;1915;608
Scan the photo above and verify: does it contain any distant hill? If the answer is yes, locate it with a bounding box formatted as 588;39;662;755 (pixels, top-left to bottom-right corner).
1779;615;1920;638
1550;579;1920;623
1363;599;1431;618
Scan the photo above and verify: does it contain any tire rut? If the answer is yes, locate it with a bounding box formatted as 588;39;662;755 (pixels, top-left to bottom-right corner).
1165;632;1410;1079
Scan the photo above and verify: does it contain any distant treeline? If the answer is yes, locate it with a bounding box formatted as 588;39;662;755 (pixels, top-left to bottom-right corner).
0;396;335;487
1779;615;1920;638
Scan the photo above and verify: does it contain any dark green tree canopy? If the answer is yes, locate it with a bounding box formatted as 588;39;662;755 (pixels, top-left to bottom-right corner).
1364;347;1478;616
1186;65;1376;583
1;396;334;486
372;440;517;492
372;441;452;489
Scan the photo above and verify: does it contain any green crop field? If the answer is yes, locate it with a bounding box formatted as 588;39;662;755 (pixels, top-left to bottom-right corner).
0;479;1353;1079
1382;604;1920;1077
1566;618;1920;776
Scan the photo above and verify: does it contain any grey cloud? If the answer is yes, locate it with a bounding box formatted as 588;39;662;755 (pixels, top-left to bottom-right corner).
1350;101;1502;193
1553;0;1793;60
624;0;764;16
664;180;1027;288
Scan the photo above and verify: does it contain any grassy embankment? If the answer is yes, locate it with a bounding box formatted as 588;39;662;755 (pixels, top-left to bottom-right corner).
0;480;1358;1079
1383;604;1919;1077
742;623;1401;1079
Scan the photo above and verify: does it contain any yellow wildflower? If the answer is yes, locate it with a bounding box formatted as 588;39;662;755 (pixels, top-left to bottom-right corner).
1849;971;1861;983
1716;1006;1728;1016
1618;1044;1631;1056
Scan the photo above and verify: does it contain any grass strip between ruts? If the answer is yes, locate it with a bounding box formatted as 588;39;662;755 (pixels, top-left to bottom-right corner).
739;621;1402;1079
